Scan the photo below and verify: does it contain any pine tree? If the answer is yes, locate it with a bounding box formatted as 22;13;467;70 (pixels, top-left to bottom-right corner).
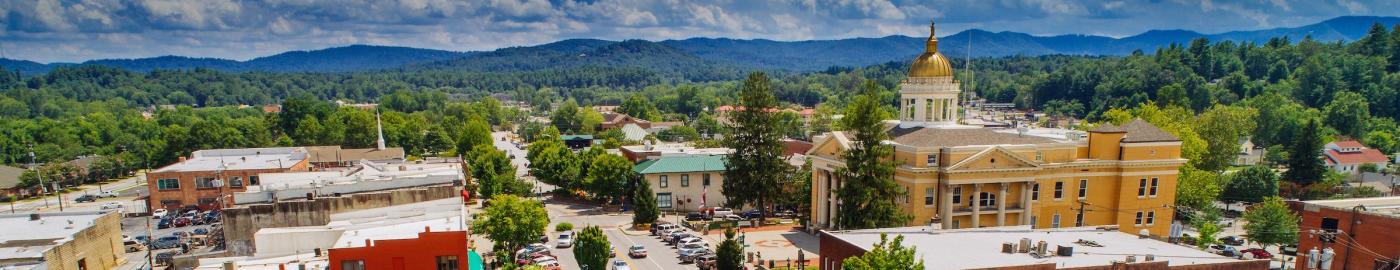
1284;120;1326;186
632;177;659;225
835;81;908;229
573;226;611;270
716;229;745;270
722;72;785;224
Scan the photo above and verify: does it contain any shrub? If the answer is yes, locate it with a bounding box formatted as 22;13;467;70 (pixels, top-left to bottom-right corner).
555;222;574;232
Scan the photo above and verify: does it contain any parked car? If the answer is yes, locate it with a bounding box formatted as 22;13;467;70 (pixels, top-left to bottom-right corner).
100;202;123;210
154;251;178;266
150;236;182;250
667;232;692;245
152;209;169;219
516;243;551;258
556;232;575;248
1219;236;1246;246
133;235;150;245
677;237;709;248
97;191;120;198
679;246;712;263
515;252;551;265
686;212;708;221
124;240;146;252
628;244;647;258
695;254;718;270
722;214;744;221
1209;244;1239;257
711;207;734;217
173;217;192;227
740;210;764;220
535;259;561;270
1239;248;1273;259
651;223;677;236
74;195;97;203
192;228;210;235
1280;244;1298;256
203;210;221;224
157;218;173;229
171;231;192;240
609;259;630;270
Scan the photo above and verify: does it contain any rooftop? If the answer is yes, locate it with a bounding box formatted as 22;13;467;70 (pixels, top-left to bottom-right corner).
1090;119;1180;143
823;226;1237;269
0;212;112;262
1324;148;1390;165
303;146;405;164
886;125;1062;148
634;155;726;174
155;147;308;172
0;165;24;189
1301;196;1400;218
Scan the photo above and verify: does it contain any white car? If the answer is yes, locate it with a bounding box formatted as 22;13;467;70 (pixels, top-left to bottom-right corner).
711;207;734;217
151;209;168;219
556;232;574;248
100;202;123;210
677;237;708;248
97;191;120;198
609;259;630;270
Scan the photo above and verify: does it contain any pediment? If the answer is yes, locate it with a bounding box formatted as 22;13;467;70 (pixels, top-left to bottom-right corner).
946;146;1040;171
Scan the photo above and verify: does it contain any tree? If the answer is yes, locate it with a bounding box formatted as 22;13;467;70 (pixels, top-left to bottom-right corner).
1196;105;1258;172
716;229;745;270
585;153;633;203
619;94;658;120
423;125;454;156
1284;120;1326;186
632;176;659;225
722;72;786;224
841;234;924;270
835;81;908;229
1223;166;1279;204
1243;197;1300;249
470;145;529;200
572;226;611;270
1176;165;1223;210
458;117;492;156
1323;91;1370;138
550;100;583;133
1191;207;1223;249
473;195;549;252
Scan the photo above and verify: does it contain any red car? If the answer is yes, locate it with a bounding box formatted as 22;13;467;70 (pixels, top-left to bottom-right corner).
1239;248;1273;259
173;217;192;227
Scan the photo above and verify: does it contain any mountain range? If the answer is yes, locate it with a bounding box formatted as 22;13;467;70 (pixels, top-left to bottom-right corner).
3;16;1397;76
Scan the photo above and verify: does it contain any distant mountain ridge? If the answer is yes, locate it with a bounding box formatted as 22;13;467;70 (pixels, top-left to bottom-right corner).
3;16;1397;75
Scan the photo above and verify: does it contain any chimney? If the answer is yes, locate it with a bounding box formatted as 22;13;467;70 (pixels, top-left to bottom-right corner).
425;226;431;232
365;239;372;247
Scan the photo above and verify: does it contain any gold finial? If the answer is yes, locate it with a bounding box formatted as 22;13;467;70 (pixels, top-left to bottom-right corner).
926;19;939;53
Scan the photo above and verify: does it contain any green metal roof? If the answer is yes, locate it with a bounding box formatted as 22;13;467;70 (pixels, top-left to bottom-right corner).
560;135;594;140
633;155;727;174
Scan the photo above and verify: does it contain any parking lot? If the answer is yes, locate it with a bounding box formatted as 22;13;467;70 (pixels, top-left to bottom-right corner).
119;212;222;268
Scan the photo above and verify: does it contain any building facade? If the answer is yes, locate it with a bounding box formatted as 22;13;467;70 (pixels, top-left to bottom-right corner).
328;230;474;270
1322;140;1391;174
0;211;124;270
634;155;727;212
1291;197;1400;270
808;21;1184;237
146;147;310;210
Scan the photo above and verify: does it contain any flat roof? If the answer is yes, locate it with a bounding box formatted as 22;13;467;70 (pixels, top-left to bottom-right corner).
155;147;308;172
823;226;1237;269
0;211;112;261
1302;196;1400;217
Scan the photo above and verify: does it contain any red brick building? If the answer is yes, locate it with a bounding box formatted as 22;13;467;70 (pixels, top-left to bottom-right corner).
145;147;310;210
329;230;473;270
1292;197;1400;270
600;112;651;130
819;226;1266;270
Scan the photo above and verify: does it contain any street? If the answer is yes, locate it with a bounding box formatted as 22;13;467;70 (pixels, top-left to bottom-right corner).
6;174;147;214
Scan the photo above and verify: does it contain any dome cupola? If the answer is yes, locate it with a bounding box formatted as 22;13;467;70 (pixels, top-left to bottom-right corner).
908;20;953;78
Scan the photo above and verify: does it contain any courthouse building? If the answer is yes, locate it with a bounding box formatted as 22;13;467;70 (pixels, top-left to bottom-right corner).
808;21;1186;236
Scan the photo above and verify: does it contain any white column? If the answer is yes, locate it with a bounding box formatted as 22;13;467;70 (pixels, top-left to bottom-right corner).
1022;181;1034;226
940;183;953;229
997;183;1008;226
971;183;981;228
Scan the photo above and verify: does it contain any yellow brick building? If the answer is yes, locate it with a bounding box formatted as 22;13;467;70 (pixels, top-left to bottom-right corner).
807;21;1185;237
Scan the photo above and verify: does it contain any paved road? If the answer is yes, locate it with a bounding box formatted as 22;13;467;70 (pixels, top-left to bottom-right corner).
491;131;556;195
6;174;147;214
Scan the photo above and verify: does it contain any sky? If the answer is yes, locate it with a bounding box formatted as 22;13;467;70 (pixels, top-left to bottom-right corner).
3;0;1399;63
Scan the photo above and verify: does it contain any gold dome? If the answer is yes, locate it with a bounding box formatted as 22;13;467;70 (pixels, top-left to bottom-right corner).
908;20;953;78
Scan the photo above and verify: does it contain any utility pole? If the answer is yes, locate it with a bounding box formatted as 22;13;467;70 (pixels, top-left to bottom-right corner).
30;145;48;208
1074;199;1088;227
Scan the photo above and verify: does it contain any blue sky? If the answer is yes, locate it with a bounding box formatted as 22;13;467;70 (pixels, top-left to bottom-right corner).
3;0;1399;63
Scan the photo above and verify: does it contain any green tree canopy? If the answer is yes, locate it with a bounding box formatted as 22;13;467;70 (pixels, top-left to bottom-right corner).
473;195;549;252
841;234;925;270
721;72;786;224
585;153;633;203
1284;120;1327;186
716;229;745;270
835;81;907;229
1223;166;1279;204
572;226;611;270
632;176;659;225
1243;196;1301;248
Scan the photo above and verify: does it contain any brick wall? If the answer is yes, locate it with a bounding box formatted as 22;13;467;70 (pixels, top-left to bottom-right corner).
42;212;124;270
1295;203;1400;270
220;186;459;257
146;159;309;211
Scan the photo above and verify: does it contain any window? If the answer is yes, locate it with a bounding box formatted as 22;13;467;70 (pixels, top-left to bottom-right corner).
1137;178;1148;197
926;154;938;167
924;188;935;206
436;255;459;270
229;176;244;187
978;192;997;207
1035;151;1043;161
903;187;910;204
77;259;87;270
159;200;181;206
1075;212;1084;227
1053;182;1064;199
249;176;260;185
1051;214;1061;228
1077;179;1088;199
157;179;180;190
681;174;690;187
1030;216;1038;228
951;187;962;204
925;98;933;120
341;260;366;270
1149;178;1159;196
657;193;673;208
906;99;916;118
1146;211;1156;225
660;175;668;188
196;177;217;188
1134;212;1144;226
951;220;960;229
198;197;218;206
703;173;711;186
1031;183;1040;201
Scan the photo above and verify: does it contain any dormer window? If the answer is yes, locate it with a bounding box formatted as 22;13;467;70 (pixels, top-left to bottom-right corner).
927;154;938;167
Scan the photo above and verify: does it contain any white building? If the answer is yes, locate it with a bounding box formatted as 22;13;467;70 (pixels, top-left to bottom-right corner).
233;160;464;204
